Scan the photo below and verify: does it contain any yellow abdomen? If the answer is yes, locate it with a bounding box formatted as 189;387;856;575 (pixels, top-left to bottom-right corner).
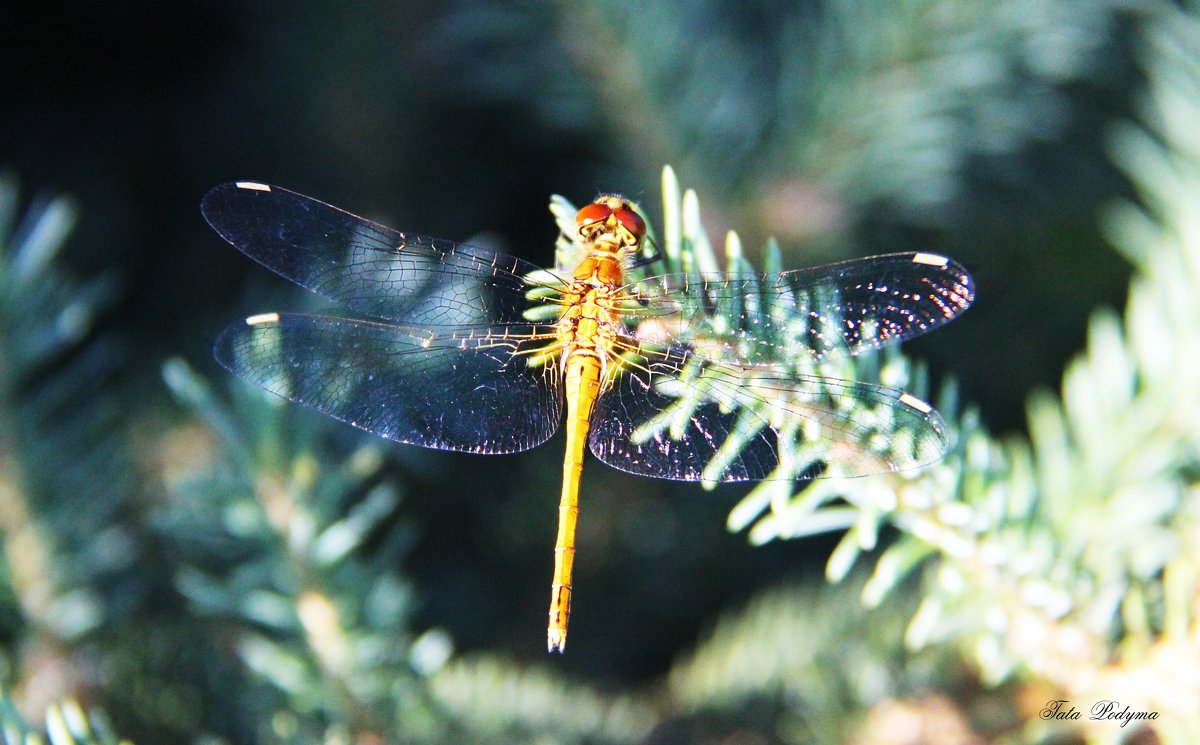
546;259;623;653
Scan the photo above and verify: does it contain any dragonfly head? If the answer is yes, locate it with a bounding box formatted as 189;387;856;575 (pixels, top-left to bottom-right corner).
576;196;646;252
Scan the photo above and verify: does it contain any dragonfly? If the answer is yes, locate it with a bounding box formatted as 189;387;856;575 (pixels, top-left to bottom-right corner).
202;181;974;653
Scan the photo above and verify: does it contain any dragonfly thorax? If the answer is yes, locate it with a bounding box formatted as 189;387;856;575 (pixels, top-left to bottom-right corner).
555;280;623;344
554;276;626;383
571;252;625;285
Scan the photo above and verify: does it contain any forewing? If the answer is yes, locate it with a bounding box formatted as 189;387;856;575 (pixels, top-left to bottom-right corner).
214;313;562;453
202;182;556;327
589;341;948;481
622;252;974;363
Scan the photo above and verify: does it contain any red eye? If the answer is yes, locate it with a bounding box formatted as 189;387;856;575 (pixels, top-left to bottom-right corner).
575;202;613;226
614;207;645;239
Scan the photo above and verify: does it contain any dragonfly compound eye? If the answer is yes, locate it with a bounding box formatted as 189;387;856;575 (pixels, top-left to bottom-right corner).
614;207;645;240
575;202;614;227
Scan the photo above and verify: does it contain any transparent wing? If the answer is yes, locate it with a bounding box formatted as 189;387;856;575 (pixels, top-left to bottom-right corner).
589;339;947;481
201;182;558;328
214;313;562;453
621;252;974;363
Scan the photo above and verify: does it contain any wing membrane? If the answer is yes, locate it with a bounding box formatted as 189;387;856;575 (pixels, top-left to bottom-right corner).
205;185;971;478
214;313;562;453
589;340;947;481
202;183;558;327
622;252;974;363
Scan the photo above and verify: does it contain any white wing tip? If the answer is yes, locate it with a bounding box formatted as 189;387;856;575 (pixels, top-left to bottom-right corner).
898;392;933;415
912;252;949;267
245;312;281;326
234;181;272;192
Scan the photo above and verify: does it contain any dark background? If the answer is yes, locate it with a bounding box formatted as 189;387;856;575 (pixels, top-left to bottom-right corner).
0;0;1140;699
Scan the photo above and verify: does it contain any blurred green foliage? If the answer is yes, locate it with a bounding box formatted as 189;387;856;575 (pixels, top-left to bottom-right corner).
2;0;1199;742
